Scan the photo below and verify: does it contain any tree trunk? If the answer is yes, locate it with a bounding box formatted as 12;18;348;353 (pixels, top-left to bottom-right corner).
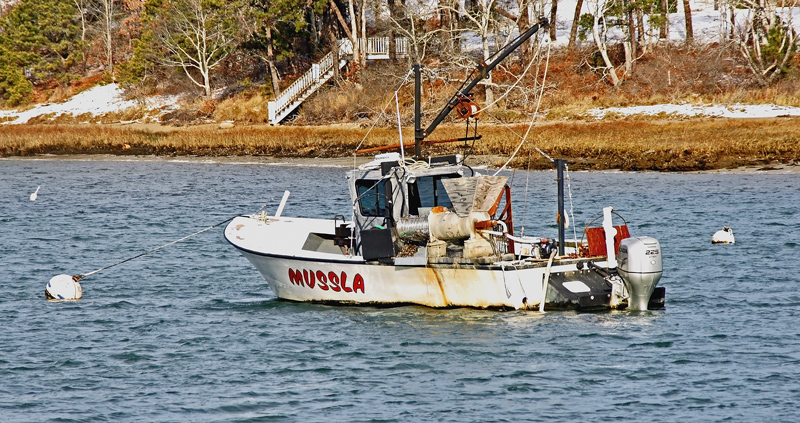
388;0;397;60
331;0;353;39
103;0;114;75
331;0;356;67
592;12;620;86
201;67;212;98
348;0;360;65
682;0;693;43
627;6;637;57
328;9;340;80
623;41;632;75
517;0;530;61
659;0;669;41
568;0;584;49
73;0;87;42
636;6;645;52
266;26;281;97
482;34;493;104
549;0;557;41
74;0;88;72
310;11;320;46
359;0;366;68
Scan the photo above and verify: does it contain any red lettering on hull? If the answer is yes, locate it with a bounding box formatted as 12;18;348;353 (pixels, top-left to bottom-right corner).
353;274;365;293
287;268;365;294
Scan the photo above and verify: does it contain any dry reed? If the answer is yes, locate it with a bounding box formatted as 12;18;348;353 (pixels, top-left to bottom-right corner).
3;117;799;171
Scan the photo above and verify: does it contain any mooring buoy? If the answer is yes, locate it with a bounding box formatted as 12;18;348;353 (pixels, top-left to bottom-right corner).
712;226;735;244
45;274;83;300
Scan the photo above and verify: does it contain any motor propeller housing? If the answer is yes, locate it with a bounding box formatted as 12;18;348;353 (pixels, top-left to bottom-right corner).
617;236;662;310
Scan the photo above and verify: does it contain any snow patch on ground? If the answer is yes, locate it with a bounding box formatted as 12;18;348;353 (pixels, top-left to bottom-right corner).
0;84;179;125
2;0;799;124
587;104;800;119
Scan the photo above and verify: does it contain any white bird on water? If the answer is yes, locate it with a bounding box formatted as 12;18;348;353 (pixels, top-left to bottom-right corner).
712;226;735;244
30;186;40;202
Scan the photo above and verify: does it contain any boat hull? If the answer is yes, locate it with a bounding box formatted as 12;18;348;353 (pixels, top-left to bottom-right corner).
224;216;621;310
236;249;575;309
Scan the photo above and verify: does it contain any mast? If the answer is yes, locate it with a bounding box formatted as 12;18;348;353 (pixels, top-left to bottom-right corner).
556;159;566;256
414;64;423;159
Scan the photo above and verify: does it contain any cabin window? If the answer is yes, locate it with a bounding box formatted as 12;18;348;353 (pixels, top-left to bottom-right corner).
356;179;388;217
409;175;455;214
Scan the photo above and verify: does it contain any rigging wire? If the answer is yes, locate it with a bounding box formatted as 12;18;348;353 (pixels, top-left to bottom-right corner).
493;39;552;176
395;91;405;161
352;68;414;157
478;34;544;113
565;163;579;249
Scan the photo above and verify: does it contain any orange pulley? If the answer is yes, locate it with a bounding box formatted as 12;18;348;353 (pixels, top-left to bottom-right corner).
455;96;481;119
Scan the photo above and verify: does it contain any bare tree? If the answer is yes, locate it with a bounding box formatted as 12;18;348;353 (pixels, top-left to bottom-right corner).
588;0;620;86
102;0;114;74
73;0;90;43
145;0;250;97
460;0;501;104
387;0;446;64
734;0;797;85
437;0;460;55
492;0;534;60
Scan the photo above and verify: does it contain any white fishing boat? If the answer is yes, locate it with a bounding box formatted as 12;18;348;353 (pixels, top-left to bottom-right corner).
225;19;665;311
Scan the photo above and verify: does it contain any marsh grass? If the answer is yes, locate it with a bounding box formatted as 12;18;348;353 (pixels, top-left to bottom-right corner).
3;118;799;171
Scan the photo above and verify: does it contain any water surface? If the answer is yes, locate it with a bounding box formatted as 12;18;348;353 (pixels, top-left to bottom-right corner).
2;157;799;422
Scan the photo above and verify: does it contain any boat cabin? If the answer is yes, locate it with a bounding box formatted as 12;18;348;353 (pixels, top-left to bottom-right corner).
344;153;515;263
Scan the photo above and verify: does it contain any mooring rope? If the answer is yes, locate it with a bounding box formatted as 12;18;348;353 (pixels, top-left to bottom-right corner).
74;216;237;281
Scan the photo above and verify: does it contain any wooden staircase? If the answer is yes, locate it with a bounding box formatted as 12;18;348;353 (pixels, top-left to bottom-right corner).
268;37;408;125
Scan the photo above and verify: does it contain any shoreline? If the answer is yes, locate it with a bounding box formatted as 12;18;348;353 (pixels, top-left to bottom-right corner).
4;153;800;174
3;118;800;172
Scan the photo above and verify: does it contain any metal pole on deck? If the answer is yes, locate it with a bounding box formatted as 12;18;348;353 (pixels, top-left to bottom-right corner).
413;64;423;159
556;159;566;256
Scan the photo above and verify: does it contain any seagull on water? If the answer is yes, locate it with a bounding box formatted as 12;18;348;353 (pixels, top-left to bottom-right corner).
30;186;40;202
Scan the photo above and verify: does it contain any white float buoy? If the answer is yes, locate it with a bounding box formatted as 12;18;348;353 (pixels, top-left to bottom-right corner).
30;186;40;201
45;274;83;300
712;226;735;244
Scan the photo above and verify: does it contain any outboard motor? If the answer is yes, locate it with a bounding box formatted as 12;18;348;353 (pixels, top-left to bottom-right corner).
617;236;662;310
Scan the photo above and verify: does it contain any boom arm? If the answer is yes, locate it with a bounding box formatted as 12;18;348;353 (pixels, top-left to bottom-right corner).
417;17;549;146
